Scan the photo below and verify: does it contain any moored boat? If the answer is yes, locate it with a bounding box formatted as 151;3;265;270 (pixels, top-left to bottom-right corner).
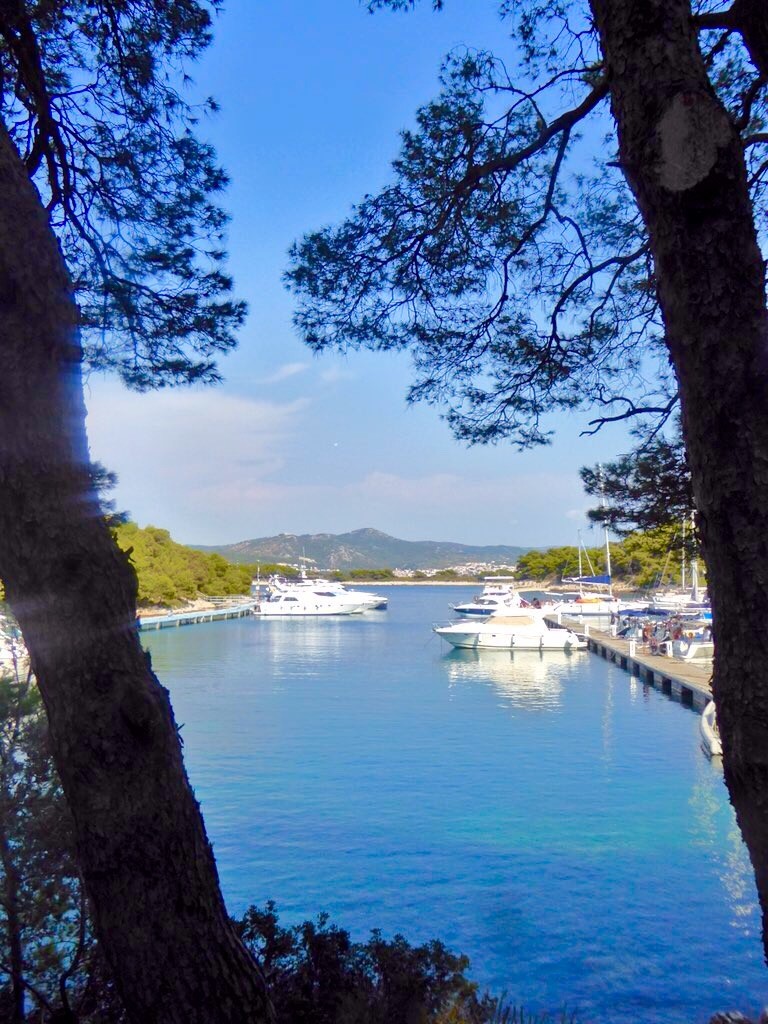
452;577;526;616
671;620;714;661
252;582;368;616
252;572;387;611
700;700;723;757
434;612;586;651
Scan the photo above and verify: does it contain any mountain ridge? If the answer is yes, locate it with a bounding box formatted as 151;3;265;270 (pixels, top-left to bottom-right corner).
193;527;536;571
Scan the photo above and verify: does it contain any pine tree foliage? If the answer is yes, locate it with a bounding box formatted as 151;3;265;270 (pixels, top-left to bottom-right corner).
286;1;766;447
113;522;256;606
515;527;697;588
0;0;244;388
0;670;124;1022
580;422;694;535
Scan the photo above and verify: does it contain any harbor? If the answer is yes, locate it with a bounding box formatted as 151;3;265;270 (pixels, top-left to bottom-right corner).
140;583;762;1021
136;588;714;718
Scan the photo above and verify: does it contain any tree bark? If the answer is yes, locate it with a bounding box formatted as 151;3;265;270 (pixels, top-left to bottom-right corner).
0;125;269;1021
589;0;768;959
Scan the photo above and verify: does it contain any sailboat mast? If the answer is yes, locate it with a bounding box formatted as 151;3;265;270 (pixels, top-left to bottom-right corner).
598;465;612;593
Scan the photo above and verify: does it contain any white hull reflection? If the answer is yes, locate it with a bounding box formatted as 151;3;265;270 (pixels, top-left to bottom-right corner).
441;648;583;710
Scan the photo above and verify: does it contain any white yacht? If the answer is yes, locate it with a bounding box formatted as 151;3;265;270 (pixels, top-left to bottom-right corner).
253;584;369;616
452;577;524;617
297;577;388;610
253;572;387;612
434;612;586;651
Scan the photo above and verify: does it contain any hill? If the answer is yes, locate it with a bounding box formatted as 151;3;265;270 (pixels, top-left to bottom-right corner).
193;528;533;571
114;523;256;606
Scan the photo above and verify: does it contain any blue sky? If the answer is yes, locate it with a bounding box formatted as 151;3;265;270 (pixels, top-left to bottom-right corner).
85;0;633;548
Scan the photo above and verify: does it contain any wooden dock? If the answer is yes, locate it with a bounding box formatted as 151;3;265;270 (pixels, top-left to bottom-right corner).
138;602;256;631
549;616;713;711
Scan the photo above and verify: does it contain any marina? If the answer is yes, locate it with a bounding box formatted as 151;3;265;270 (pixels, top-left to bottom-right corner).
141;584;764;1023
138;591;715;708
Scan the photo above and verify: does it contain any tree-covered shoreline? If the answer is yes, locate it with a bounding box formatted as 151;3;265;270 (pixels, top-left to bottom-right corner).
116;521;697;609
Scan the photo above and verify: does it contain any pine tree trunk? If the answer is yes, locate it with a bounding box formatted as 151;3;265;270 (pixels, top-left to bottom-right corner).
0;127;270;1021
590;0;768;960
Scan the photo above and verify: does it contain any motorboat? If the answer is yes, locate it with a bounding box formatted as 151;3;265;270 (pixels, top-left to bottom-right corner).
670;620;714;661
433;612;586;651
252;582;369;616
283;576;388;610
341;585;388;610
452;577;527;617
700;700;723;757
650;591;711;615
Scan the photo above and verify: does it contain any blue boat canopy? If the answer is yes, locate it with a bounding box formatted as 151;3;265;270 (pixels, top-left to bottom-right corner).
562;574;611;585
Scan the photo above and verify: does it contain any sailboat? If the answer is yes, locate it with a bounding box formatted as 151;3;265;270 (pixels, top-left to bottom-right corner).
554;529;621;616
649;516;710;614
553;473;645;617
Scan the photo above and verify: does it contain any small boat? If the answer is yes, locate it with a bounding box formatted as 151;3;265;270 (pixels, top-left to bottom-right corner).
434;612;586;651
700;700;723;757
670;618;714;661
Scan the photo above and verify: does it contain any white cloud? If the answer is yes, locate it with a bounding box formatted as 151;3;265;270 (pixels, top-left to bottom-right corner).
262;362;309;384
85;381;309;540
83;380;589;546
319;365;356;384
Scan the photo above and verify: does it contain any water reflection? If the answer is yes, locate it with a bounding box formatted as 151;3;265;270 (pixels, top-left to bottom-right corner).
250;616;374;666
689;758;760;940
441;648;580;709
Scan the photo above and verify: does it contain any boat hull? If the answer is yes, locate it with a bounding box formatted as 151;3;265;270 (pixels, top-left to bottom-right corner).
700;701;723;757
434;617;585;651
436;631;581;650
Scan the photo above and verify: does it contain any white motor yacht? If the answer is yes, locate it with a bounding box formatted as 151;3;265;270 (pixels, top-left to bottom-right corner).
434;612;586;651
452;585;524;617
253;580;368;616
452;577;558;617
298;577;388;610
253;573;387;611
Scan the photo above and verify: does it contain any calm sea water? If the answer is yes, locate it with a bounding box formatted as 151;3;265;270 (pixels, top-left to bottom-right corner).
144;585;766;1023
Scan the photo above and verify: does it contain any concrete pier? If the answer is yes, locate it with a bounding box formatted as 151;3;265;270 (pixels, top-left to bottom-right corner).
138;601;256;631
549;616;713;710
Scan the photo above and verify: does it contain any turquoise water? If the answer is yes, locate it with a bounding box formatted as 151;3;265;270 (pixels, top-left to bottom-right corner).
144;585;766;1023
